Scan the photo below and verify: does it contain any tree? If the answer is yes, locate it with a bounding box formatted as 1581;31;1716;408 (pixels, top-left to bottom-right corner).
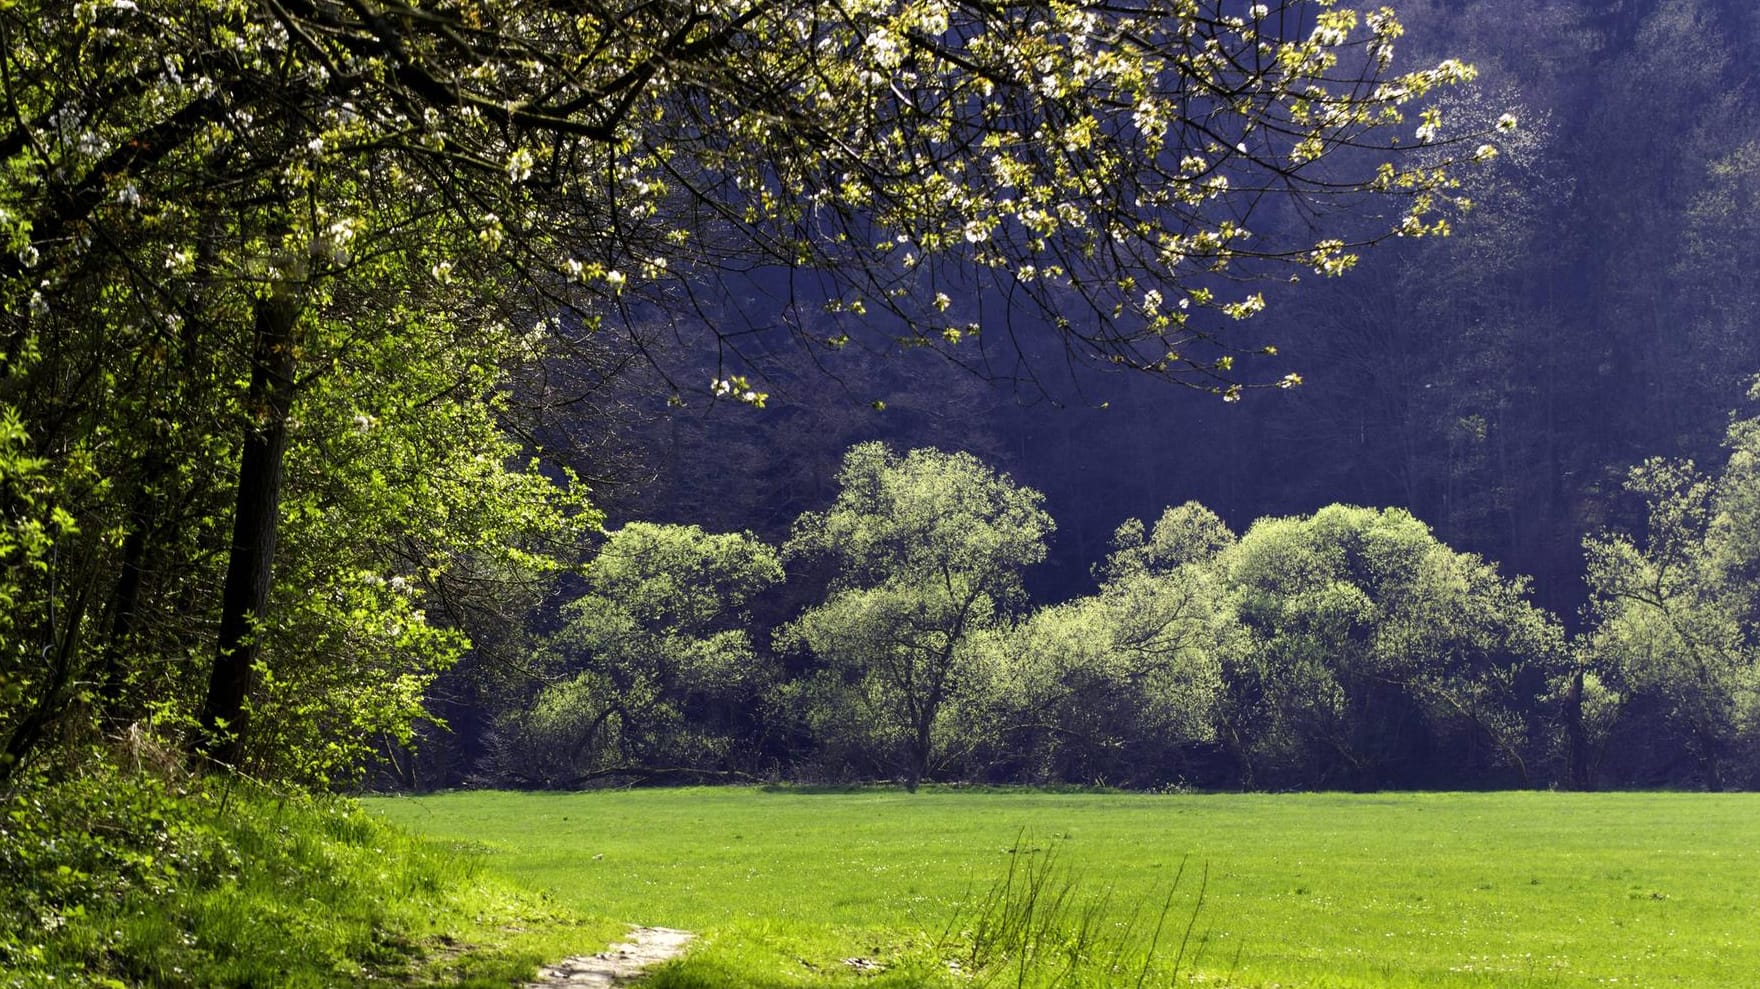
486;522;782;787
781;443;1051;788
1218;504;1561;788
979;503;1233;786
1581;388;1760;789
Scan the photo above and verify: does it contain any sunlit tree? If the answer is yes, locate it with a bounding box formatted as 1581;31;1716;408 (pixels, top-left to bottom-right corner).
486;522;782;786
1582;387;1760;789
978;503;1233;786
781;443;1051;788
1219;504;1561;788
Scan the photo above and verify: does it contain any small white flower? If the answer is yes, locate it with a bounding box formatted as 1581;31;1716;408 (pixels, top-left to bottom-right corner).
605;269;627;293
864;27;902;69
307;136;325;155
933;291;952;312
962;220;989;243
1497;113;1519;131
506;147;535;182
920;3;949;35
478;214;504;251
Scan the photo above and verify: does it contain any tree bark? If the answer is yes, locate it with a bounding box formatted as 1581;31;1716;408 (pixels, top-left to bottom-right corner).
194;287;301;770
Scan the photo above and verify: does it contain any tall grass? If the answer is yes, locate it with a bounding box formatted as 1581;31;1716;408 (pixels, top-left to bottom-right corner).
943;834;1203;985
0;764;592;989
942;834;1226;989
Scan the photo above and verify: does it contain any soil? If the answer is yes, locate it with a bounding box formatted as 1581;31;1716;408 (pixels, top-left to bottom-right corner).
525;926;696;987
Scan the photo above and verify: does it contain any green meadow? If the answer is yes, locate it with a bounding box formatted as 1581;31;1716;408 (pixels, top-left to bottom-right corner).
367;788;1760;989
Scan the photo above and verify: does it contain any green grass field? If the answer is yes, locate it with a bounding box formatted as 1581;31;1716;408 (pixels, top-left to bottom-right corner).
366;788;1760;988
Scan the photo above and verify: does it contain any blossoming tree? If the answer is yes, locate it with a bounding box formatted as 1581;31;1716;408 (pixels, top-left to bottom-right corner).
0;0;1502;779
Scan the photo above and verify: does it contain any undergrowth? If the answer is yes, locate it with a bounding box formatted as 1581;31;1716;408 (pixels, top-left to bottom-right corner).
0;760;584;989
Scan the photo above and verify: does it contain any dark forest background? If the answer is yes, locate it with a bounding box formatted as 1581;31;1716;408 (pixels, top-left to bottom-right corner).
583;0;1760;627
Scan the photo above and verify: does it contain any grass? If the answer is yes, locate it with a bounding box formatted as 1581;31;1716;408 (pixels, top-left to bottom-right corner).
366;787;1760;989
0;766;610;989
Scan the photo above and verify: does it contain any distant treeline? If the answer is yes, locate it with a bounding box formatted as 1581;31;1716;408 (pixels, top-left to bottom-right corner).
404;391;1760;792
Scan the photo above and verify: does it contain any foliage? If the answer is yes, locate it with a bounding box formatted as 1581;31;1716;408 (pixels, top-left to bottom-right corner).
0;406;77;778
1217;504;1563;788
977;504;1234;786
781;443;1053;787
1581;387;1760;789
486;522;782;786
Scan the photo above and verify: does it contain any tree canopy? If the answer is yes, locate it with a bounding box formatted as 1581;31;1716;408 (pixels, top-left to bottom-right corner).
781;442;1052;788
1581;384;1760;790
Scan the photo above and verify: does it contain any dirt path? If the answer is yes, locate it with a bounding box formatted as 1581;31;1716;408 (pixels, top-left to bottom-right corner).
525;927;696;988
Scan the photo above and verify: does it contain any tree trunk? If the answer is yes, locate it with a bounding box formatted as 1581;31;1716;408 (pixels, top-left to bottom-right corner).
96;447;166;727
1562;670;1595;791
194;287;301;770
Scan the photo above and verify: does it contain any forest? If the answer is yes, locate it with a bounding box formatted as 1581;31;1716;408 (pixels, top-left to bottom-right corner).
450;424;1760;794
2;0;1758;803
